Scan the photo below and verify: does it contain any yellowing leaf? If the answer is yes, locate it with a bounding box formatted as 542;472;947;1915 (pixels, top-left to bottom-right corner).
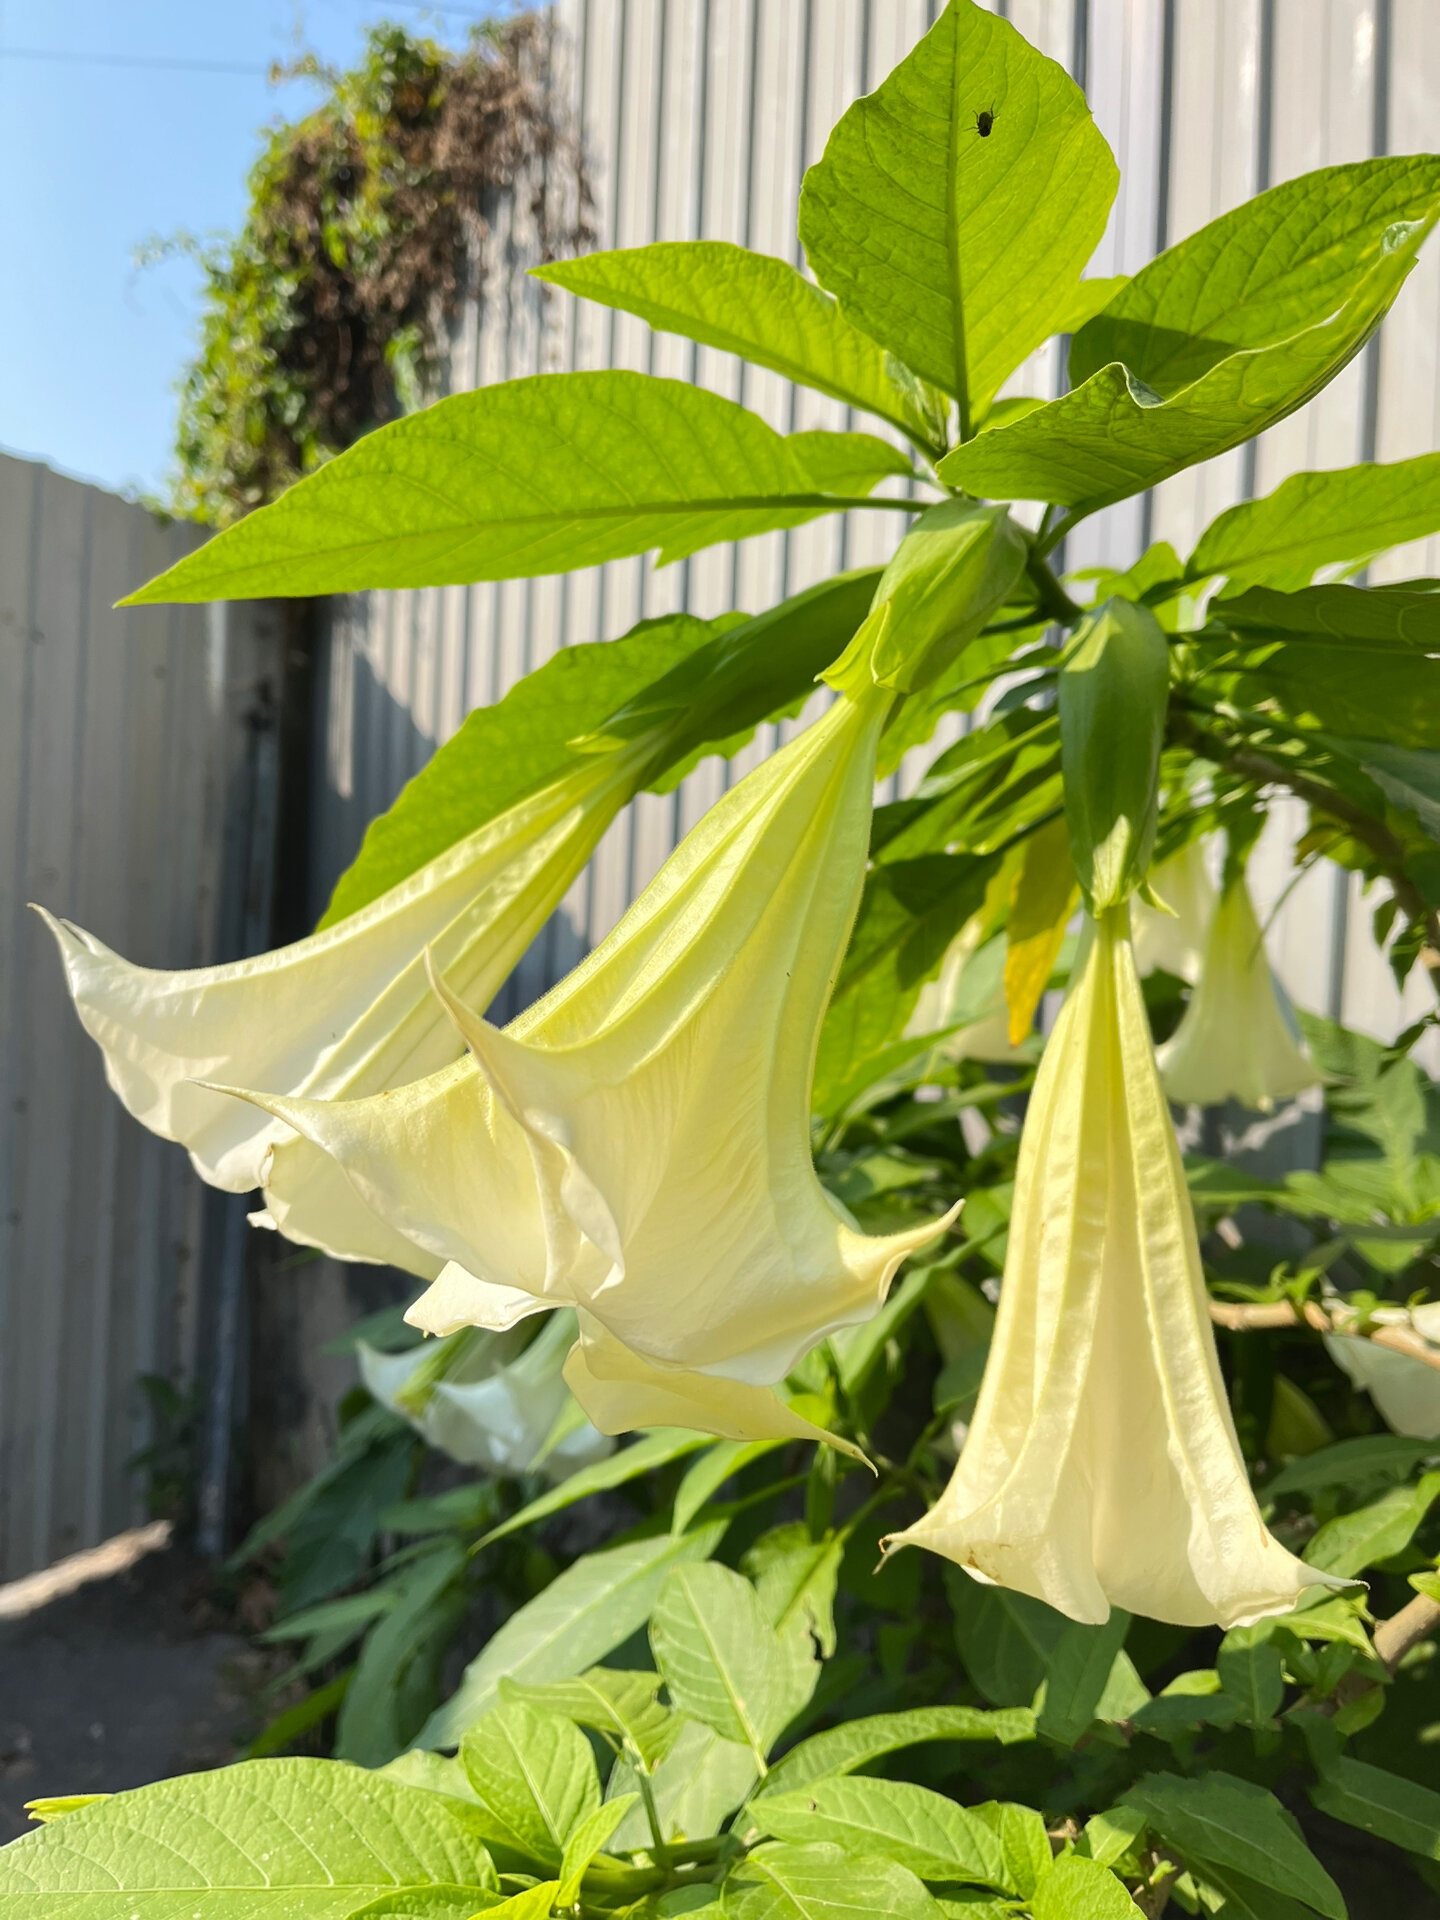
1004;817;1077;1047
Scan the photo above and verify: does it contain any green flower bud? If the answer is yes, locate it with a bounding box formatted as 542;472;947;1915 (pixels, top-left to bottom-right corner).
1059;595;1170;912
825;498;1028;696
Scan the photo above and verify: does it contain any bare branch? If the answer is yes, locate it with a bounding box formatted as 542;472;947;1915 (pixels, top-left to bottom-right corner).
1209;1297;1440;1373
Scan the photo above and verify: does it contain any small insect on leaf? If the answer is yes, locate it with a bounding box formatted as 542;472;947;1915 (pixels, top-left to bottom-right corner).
973;104;997;138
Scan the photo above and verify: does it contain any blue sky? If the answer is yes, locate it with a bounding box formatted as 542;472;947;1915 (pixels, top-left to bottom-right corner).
0;1;500;500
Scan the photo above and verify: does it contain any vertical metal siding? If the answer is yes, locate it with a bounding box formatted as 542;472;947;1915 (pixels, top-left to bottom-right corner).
0;452;284;1579
307;1;1440;1054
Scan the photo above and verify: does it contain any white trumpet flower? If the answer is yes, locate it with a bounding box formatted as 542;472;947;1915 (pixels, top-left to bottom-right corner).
1157;875;1321;1111
40;746;648;1268
358;1311;614;1479
222;690;956;1446
1131;840;1215;983
887;908;1336;1628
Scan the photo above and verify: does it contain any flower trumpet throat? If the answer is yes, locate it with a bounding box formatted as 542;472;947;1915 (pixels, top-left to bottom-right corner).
886;907;1337;1628
216;687;957;1448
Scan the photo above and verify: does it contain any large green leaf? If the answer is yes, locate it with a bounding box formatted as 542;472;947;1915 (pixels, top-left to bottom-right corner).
650;1562;815;1762
1216;582;1440;648
1187;451;1440;590
945;1567;1068;1707
335;1539;470;1767
967;1805;1052;1901
758;1705;1034;1800
722;1843;943;1920
1122;1772;1345;1920
813;852;1001;1121
475;1429;708;1549
1303;1470;1440;1577
1309;1756;1440;1860
499;1669;676;1773
534;244;946;449
323;569;879;924
124;371;913;605
421;1523;724;1748
1030;1856;1142;1920
0;1759;497;1917
460;1699;600;1865
751;1779;1009;1890
606;1717;759;1849
798;0;1116;422
1325;738;1440;839
1034;1611;1132;1747
943;156;1440;514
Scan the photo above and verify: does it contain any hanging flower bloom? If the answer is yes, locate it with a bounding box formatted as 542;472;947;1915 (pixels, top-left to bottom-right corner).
1157;872;1321;1110
359;1310;615;1480
886;908;1337;1628
1131;839;1215;983
219;689;957;1446
39;745;649;1268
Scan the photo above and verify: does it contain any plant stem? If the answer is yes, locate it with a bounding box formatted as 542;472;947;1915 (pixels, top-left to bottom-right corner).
637;1771;672;1870
1209;1297;1440;1373
1024;549;1083;625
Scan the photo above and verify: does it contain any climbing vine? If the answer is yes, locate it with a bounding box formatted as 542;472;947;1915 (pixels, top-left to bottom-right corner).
168;16;591;526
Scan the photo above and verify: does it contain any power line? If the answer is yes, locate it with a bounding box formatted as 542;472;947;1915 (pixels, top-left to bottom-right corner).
0;47;274;76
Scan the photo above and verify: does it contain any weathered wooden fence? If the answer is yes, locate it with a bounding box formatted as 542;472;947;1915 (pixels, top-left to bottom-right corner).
0;452;288;1580
308;0;1440;1056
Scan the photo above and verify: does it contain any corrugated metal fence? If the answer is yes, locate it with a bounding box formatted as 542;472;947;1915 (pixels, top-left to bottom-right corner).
309;0;1440;1054
0;451;287;1580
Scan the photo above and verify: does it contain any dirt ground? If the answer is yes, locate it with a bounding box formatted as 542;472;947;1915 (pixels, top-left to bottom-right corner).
0;1545;264;1845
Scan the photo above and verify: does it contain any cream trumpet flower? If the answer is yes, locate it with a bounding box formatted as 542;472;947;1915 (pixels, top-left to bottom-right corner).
359;1311;614;1480
1131;839;1215;983
1157;872;1321;1111
886;908;1336;1628
224;687;957;1446
41;744;648;1270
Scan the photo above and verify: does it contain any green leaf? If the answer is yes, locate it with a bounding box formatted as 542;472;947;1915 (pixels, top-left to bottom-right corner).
18;1800;110;1827
124;371;912;605
346;1893;503;1920
500;1669;677;1774
798;0;1116;420
1303;1471;1440;1577
1309;1756;1440;1859
1079;1806;1147;1870
750;1780;1008;1891
321;612;717;923
421;1523;725;1748
745;1523;844;1661
946;1567;1068;1707
1052;277;1130;335
1122;1771;1345;1920
606;1718;759;1850
1188;451;1440;590
813;852;1001;1121
1128;1671;1242;1739
534;244;945;449
1215;1627;1286;1728
967;1805;1051;1901
757;1705;1034;1801
650;1562;814;1762
1030;1855;1140;1920
557;1796;637;1905
1035;1611;1132;1747
673;1442;784;1537
722;1843;943;1920
0;1759;497;1916
460;1699;600;1865
477;1430;709;1549
1217;581;1440;649
336;1539;470;1767
1324;738;1440;840
1264;1432;1437;1501
943;157;1440;514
